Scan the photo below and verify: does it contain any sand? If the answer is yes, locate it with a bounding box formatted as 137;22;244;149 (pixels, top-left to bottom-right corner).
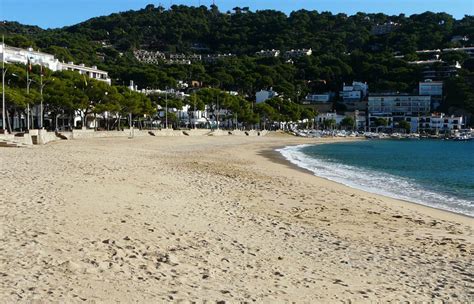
0;134;472;302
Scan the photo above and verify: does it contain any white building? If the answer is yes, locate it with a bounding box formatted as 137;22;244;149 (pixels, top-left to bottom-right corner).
318;111;367;130
368;94;431;116
284;49;312;58
304;93;333;103
0;45;60;70
419;80;443;96
187;54;202;61
442;46;474;58
255;49;280;57
202;53;235;63
1;44;111;84
166;59;191;65
408;59;443;65
301;93;335;113
256;89;278;104
169;53;187;60
367;113;463;133
415;46;474;58
419;114;464;131
419;80;443;109
450;36;469;43
316;112;344;128
354;113;367;130
371;22;400;35
59;62;111;84
341;81;368;102
368;94;431;131
174;104;208;127
133;49;166;64
340;81;369;111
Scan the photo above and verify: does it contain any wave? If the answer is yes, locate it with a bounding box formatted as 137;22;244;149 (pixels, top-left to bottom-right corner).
277;144;474;217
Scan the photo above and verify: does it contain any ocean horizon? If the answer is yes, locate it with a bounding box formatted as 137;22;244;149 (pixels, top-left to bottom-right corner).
278;140;474;217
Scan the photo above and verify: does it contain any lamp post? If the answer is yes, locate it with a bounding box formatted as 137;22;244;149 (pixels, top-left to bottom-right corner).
165;86;168;129
215;82;220;130
39;74;53;129
1;66;6;132
193;93;196;129
1;35;6;132
216;91;219;130
26;77;34;130
40;73;43;129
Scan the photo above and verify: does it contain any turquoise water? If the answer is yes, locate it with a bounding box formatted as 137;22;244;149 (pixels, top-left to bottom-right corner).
278;140;474;216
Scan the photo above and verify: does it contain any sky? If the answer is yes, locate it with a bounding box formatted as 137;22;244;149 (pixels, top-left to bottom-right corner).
1;0;473;29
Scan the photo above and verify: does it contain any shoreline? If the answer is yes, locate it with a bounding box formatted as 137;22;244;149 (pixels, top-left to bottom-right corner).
1;135;472;302
264;141;474;222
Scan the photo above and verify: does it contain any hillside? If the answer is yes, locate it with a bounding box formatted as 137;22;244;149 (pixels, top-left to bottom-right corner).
1;5;473;120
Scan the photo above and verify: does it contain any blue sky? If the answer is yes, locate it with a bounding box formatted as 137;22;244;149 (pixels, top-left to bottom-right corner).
1;0;473;29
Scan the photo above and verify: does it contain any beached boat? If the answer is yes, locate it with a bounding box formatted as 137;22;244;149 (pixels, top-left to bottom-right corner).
453;134;472;141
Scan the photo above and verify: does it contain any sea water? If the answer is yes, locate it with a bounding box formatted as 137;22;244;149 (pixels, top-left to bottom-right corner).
278;140;474;217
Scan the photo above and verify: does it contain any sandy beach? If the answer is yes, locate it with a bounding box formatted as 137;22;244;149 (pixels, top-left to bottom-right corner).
0;134;472;302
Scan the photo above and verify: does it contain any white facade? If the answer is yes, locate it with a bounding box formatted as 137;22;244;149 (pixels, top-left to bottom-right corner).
318;111;367;130
133;49;166;64
202;53;235;63
175;104;207;126
284;49;312;58
408;59;443;65
187;54;202;61
256;89;278;104
419;80;443;96
304;93;332;103
354;114;367;130
1;44;60;71
316;112;345;126
450;36;469;43
1;44;111;84
255;49;280;57
442;46;474;58
415;47;474;58
368;113;463;132
368;95;431;116
169;53;186;60
341;90;362;101
59;62;111;84
419;114;464;131
371;22;399;35
340;81;368;102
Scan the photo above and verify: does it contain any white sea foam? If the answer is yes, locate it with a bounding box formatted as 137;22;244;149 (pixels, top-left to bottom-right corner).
277;144;474;217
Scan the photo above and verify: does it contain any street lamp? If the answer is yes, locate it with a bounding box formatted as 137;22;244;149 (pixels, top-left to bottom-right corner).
215;82;220;130
1;35;7;133
165;86;168;129
26;77;35;130
193;93;197;129
1;66;7;132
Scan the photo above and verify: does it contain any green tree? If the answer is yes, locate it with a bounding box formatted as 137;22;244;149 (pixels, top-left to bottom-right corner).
323;118;336;130
397;120;411;133
340;116;355;130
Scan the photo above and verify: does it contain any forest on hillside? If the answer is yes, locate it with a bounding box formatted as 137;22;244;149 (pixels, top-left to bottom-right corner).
1;5;473;122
